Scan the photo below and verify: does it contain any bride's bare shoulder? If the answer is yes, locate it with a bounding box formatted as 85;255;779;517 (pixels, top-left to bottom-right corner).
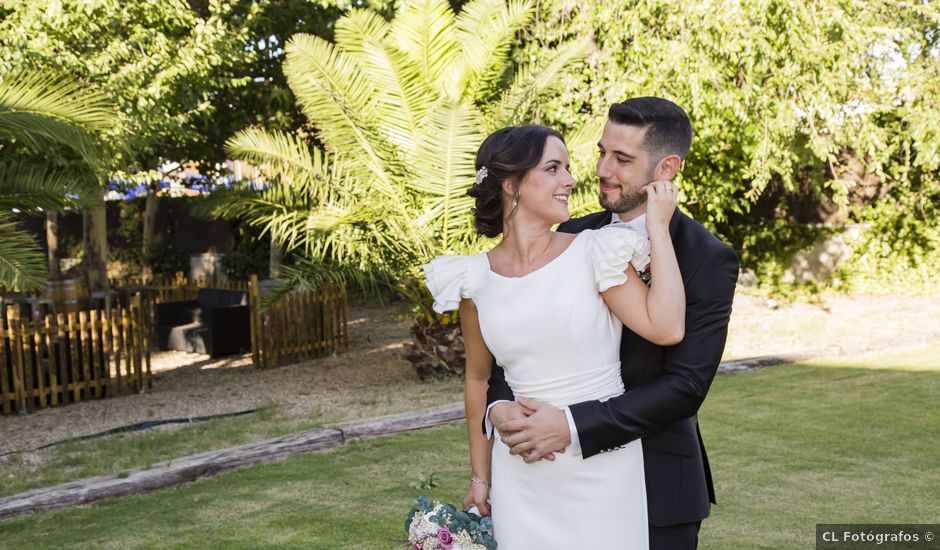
553;231;578;244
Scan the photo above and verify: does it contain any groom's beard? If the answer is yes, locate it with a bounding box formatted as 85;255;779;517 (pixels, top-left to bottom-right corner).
597;166;657;213
599;185;646;213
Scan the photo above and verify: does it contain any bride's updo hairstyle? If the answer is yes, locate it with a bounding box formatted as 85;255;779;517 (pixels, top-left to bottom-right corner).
468;125;565;238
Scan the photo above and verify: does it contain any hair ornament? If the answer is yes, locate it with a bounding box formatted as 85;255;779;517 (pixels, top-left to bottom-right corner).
475;166;488;186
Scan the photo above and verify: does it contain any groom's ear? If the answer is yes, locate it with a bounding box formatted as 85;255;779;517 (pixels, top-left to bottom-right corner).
656;154;683;180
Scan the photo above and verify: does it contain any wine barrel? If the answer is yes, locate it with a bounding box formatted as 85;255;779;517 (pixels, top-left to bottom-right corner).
46;278;88;314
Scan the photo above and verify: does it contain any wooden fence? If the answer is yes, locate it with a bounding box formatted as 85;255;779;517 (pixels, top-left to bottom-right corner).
112;273;348;369
1;273;347;413
1;295;151;414
110;273;249;305
248;274;348;369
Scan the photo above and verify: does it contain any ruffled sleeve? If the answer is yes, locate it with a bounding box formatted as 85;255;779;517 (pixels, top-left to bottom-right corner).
589;224;652;292
423;256;472;313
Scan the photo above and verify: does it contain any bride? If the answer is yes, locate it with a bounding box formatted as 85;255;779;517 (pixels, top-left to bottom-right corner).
424;125;684;549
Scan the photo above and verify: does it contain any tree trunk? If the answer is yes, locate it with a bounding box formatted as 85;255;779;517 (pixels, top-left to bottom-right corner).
141;190;158;282
404;314;465;379
269;237;282;279
82;203;109;293
45;211;60;279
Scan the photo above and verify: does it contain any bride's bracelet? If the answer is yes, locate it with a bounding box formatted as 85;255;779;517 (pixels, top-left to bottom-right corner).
471;476;491;487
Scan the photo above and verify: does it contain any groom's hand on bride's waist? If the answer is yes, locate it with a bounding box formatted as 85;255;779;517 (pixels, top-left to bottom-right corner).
500;398;571;463
489;401;529;434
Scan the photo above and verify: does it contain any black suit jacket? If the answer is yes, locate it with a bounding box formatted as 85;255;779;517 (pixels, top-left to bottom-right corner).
486;209;739;527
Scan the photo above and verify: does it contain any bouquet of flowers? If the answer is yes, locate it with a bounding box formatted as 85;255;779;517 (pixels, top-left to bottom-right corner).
405;496;496;550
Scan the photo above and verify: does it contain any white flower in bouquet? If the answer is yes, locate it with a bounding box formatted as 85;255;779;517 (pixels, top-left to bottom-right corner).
405;497;496;549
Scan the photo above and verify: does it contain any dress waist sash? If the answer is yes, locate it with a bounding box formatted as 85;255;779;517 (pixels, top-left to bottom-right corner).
505;362;625;408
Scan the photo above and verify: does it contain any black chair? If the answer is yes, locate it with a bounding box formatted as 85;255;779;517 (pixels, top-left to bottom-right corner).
155;289;250;357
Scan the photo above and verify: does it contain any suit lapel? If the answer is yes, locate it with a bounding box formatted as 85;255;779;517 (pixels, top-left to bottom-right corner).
590;211;613;230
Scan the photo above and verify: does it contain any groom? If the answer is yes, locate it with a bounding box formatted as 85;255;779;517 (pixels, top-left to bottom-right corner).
485;97;739;549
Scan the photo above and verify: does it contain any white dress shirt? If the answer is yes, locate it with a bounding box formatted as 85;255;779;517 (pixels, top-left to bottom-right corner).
485;213;648;456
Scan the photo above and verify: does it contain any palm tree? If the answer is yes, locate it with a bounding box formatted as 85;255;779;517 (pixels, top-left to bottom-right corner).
0;71;118;291
206;0;590;376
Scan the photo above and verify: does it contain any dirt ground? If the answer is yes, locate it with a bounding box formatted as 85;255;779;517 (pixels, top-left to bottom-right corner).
0;301;419;455
1;293;938;455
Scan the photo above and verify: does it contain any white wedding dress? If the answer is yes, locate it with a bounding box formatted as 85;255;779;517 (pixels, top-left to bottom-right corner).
424;224;652;550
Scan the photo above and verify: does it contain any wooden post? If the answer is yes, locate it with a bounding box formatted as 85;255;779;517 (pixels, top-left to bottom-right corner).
290;294;300;362
56;313;69;405
100;308;114;395
120;305;132;389
67;313;81;403
325;286;335;354
313;288;323;356
269;301;280;368
31;316;46;409
78;311;92;401
249;274;261;369
140;294;152;389
1;313;11;414
131;295;144;391
340;285;349;351
174;272;186;302
89;310;102;398
44;315;59;407
8;307;27;412
125;291;152;389
302;293;312;359
112;307;125;392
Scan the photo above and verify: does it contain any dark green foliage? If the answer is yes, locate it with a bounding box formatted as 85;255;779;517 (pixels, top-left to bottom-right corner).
221;228;270;281
524;0;940;293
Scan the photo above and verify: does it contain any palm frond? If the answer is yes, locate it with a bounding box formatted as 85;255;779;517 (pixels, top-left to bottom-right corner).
225;127;344;205
408;101;483;250
0;213;47;292
262;257;351;307
0;71;118;133
0;160;101;212
456;0;534;102
486;38;590;130
335;10;437;152
284;34;404;196
333;8;390;54
389;0;460;91
0;71;119;165
563;116;606;217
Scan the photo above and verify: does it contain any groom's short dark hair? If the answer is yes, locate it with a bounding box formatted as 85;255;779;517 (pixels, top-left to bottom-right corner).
608;97;692;161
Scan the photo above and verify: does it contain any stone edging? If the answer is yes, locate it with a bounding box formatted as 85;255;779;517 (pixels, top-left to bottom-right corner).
0;404;464;519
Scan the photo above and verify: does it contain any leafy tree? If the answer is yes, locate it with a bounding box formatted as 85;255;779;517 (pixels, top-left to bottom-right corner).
203;0;588;375
0;0;260;285
521;0;940;292
206;0;396;155
0;0;399;283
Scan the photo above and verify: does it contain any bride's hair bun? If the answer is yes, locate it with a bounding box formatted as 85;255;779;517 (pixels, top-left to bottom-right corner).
469;125;564;238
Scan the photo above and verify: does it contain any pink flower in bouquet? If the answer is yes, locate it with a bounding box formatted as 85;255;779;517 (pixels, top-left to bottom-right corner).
437;527;454;549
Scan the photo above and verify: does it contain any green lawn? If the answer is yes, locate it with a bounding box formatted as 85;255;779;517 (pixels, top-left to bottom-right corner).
0;376;464;499
1;346;938;548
